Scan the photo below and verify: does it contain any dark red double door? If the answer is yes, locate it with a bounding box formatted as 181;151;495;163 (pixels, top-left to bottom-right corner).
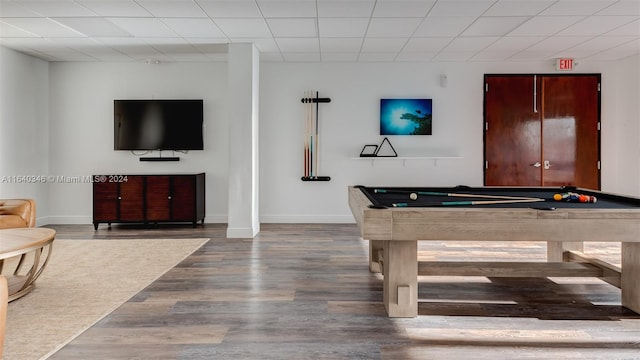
484;74;601;189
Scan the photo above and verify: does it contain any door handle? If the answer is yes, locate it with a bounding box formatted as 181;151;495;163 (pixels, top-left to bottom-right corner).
544;160;552;170
530;161;541;168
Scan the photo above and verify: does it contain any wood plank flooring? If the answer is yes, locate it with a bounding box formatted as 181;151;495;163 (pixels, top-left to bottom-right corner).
44;224;639;359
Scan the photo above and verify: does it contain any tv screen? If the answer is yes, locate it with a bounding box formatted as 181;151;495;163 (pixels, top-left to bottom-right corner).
114;99;204;150
380;98;432;135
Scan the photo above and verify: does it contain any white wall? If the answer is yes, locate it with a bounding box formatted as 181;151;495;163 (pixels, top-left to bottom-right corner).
0;47;50;222
1;47;637;226
259;59;640;222
47;61;229;224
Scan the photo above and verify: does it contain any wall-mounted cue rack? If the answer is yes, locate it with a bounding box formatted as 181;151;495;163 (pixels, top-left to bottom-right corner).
301;91;331;181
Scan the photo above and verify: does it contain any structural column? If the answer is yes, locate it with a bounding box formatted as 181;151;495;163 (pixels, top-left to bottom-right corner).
226;43;260;238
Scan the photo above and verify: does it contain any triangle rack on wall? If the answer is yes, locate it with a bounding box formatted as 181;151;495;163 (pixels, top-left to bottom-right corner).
301;90;331;182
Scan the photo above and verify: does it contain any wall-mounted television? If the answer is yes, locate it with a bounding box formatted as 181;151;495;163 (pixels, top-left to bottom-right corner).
380;98;432;135
114;99;204;151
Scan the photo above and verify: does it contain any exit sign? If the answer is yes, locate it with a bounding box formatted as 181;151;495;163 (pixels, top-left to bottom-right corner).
555;58;575;71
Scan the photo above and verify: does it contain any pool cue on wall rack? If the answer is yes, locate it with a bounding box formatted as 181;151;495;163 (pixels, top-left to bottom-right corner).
374;188;542;201
300;91;331;181
392;198;545;207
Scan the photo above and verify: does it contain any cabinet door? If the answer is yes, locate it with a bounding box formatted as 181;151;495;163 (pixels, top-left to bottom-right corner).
484;75;541;186
171;176;196;221
93;180;118;221
541;75;600;188
119;175;144;221
146;176;171;221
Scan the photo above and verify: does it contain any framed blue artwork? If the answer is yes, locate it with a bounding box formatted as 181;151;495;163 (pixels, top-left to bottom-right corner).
380;98;432;135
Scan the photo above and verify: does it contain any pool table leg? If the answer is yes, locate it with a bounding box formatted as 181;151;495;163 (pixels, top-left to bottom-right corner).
547;241;584;262
369;240;383;273
383;240;418;318
622;243;640;314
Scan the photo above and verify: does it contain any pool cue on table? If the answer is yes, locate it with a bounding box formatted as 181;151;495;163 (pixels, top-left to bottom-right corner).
392;198;545;207
374;188;541;201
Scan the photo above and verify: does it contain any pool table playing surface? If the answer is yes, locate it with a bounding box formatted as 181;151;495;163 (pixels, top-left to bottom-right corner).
348;185;640;317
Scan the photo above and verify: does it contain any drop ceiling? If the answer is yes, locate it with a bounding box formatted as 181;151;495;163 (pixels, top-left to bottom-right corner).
0;0;638;62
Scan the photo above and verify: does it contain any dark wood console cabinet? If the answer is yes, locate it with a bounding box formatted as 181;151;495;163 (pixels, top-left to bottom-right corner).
93;173;205;230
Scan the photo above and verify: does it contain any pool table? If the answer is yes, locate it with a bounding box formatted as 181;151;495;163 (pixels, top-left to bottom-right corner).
348;185;640;317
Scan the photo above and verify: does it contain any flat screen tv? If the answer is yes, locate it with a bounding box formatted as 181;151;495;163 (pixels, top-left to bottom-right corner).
114;99;204;150
380;98;432;135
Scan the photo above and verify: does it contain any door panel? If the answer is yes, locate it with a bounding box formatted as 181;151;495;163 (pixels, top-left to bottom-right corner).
484;74;600;189
541;76;600;188
484;76;541;186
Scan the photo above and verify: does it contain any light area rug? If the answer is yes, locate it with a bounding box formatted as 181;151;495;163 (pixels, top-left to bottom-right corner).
4;238;209;360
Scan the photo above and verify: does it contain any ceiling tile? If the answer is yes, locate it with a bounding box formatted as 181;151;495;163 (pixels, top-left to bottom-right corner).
414;16;476;36
162;18;226;38
402;37;451;52
267;18;317;37
586;39;639;60
320;37;363;52
541;0;617;15
396;51;437;61
229;37;279;52
1;18;86;37
510;36;591;59
16;1;96;17
0;1;43;17
428;0;495;17
317;1;375;18
558;16;639;36
107;18;177;37
372;1;435;17
471;36;545;59
198;1;262;18
596;0;640;15
0;21;39;37
606;19;640;36
509;15;584;36
187;40;229;53
214;18;271;38
136;1;207;18
257;1;317;17
484;1;555;16
366;18;422;37
76;1;152;17
318;18;369;37
95;37;166;58
52;17;132;37
361;37;406;52
442;36;498;52
1;0;638;62
462;16;529;36
562;36;637;57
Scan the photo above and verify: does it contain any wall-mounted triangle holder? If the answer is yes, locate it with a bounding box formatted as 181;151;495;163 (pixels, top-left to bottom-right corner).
301;91;332;182
359;137;398;157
